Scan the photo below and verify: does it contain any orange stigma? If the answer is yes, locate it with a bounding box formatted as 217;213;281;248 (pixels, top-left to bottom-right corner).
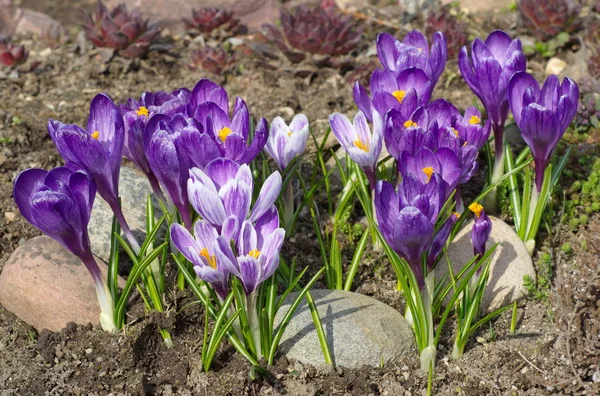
392;90;406;103
469;115;481;125
469;202;484;218
91;131;100;140
404;120;418;128
248;249;261;259
422;167;434;183
218;127;232;143
354;139;369;152
199;247;217;269
136;106;149;117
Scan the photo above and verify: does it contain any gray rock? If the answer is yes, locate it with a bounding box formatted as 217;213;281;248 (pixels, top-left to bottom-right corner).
0;236;125;332
88;166;154;262
274;289;414;369
441;216;536;311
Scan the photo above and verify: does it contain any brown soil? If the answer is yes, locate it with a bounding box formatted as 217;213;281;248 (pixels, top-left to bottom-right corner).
1;2;599;395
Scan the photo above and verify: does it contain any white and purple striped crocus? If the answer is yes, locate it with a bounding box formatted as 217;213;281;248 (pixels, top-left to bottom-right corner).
47;93;140;252
508;72;579;191
329;110;383;188
170;220;230;299
264;114;309;171
13;167;116;332
188;158;282;238
217;207;285;295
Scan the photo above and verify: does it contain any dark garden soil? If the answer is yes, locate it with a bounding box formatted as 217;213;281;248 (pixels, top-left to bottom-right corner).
0;1;599;395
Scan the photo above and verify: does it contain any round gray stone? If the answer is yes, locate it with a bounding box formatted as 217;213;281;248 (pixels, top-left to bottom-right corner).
88;165;154;262
441;216;536;311
274;289;415;369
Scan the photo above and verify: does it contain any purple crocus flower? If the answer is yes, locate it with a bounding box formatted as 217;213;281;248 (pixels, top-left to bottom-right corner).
170;221;230;299
469;203;492;258
188;78;229;115
329;110;383;187
451;107;491;150
48;93;139;251
377;30;447;89
145;114;195;228
508;72;579;191
354;67;432;121
13;167;116;331
375;174;449;288
191;99;269;165
264;114;309;170
119;88;190;196
216;207;285;295
188;158;282;237
458;30;526;156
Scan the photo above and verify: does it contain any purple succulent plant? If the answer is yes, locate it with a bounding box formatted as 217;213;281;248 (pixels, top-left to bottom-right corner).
82;1;160;58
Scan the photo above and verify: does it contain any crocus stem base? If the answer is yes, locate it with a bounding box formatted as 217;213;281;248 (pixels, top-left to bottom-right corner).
95;278;117;333
283;183;294;228
451;342;464;360
247;292;262;359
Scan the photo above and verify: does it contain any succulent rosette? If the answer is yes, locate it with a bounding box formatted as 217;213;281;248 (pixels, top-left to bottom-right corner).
517;0;581;41
82;1;160;58
508;72;579;191
262;4;362;62
329;110;383;187
183;7;239;34
170;221;230;299
376;30;447;89
0;39;27;67
189;47;235;75
13;166;115;332
264;114;309;170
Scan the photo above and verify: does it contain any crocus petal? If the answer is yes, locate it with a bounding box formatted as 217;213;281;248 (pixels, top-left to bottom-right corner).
508;72;539;126
188;178;227;226
170;223;203;267
238;256;262;294
13;168;49;225
250;171;282;222
329;113;356;149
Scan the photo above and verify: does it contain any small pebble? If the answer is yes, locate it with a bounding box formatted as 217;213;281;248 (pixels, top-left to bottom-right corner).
4;212;16;223
85;348;93;355
545;57;567;76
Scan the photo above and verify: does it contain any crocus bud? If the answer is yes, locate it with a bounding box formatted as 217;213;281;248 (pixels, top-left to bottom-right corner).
469;203;492;258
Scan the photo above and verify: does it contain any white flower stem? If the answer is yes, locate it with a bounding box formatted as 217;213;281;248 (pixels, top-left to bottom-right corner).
94;277;117;333
247;292;262;359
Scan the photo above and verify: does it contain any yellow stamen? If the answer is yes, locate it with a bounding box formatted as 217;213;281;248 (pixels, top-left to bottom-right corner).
91;131;100;140
451;128;459;137
218;127;232;143
354;139;369;152
422;167;434;183
469;202;484;218
392;90;406;103
463;141;468;147
453;212;461;219
248;249;261;259
287;131;293;137
199;247;217;269
136;106;149;117
469;115;481;125
403;120;418;128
